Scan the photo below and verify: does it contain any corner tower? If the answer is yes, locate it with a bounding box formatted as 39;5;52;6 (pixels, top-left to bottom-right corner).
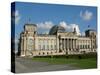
19;24;37;56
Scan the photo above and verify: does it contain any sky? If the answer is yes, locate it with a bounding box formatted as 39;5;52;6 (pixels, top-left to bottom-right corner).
11;2;97;51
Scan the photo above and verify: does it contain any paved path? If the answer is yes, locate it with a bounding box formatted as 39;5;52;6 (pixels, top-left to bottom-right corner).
15;57;80;73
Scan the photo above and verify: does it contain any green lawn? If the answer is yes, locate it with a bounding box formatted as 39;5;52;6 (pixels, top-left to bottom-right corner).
32;57;97;69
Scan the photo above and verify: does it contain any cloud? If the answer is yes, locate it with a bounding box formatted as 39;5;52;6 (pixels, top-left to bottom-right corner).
12;10;20;25
37;21;53;29
59;21;67;28
81;32;85;36
59;21;81;35
37;21;54;34
37;21;81;35
80;10;93;21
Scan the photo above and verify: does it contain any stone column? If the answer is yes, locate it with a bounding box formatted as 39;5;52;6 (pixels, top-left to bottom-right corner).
72;39;73;49
67;39;69;54
66;38;69;50
76;39;77;50
72;39;74;50
66;38;68;53
70;39;72;50
69;39;70;49
75;39;76;49
73;39;74;49
62;39;64;50
63;38;65;50
60;39;62;50
67;39;69;50
74;39;76;49
64;38;66;51
72;39;73;50
62;39;63;50
66;39;67;49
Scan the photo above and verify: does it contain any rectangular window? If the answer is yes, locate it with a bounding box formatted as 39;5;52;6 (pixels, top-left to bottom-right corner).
55;45;56;50
43;45;45;50
39;45;41;50
83;45;84;49
85;45;87;49
47;45;49;50
88;45;90;48
80;45;82;49
51;45;53;50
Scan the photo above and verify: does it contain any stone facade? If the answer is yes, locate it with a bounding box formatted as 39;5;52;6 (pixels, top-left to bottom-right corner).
18;24;97;56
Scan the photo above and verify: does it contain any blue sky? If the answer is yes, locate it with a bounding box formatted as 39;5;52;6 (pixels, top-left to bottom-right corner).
12;2;97;41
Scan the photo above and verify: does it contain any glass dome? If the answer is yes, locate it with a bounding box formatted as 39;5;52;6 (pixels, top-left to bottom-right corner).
49;25;66;35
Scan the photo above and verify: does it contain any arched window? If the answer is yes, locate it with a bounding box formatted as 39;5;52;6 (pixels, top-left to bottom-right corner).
39;52;41;55
43;52;45;55
47;52;49;55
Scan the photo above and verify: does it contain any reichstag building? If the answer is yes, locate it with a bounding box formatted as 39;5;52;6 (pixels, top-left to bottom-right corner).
18;23;97;56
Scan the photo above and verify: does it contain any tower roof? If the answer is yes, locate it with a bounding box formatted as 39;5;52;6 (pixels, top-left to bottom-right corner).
24;23;37;27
